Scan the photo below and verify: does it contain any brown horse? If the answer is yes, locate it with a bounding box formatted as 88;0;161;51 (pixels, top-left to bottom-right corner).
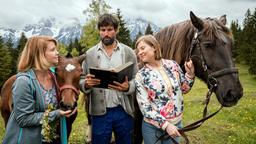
0;54;86;139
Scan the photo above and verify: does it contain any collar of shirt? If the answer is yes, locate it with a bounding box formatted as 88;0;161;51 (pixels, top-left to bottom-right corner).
96;40;121;52
145;59;166;70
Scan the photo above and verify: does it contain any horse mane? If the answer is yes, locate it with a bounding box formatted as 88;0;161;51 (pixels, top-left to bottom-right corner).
154;18;233;65
154;20;195;64
203;17;233;42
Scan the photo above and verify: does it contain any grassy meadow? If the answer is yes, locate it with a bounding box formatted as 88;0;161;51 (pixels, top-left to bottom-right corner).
0;63;255;143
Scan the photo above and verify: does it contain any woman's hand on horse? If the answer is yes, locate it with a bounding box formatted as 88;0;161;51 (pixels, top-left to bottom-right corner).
59;107;77;118
108;76;129;92
184;59;195;78
166;123;181;138
84;74;100;88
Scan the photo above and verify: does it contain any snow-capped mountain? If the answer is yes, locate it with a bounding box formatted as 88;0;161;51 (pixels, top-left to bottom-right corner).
126;18;160;39
0;17;160;47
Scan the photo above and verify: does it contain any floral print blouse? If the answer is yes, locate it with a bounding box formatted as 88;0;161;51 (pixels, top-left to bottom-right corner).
135;59;194;130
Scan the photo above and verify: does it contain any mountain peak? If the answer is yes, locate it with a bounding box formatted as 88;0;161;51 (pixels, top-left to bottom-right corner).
0;16;160;47
38;17;56;27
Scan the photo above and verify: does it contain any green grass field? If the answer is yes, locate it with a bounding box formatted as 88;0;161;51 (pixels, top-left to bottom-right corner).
1;64;255;144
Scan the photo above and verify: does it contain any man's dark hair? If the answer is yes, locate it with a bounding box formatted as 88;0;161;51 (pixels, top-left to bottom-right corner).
97;13;119;30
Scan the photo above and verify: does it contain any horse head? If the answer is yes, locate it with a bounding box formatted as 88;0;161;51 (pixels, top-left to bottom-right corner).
189;11;243;107
56;54;86;111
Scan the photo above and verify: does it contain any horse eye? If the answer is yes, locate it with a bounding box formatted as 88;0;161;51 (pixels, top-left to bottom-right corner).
203;42;214;48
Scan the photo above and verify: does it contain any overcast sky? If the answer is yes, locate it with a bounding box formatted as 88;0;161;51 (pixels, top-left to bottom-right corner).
0;0;255;29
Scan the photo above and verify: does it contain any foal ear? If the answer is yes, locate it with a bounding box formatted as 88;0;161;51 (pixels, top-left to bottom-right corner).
190;11;204;31
58;55;64;62
77;54;86;64
219;14;227;25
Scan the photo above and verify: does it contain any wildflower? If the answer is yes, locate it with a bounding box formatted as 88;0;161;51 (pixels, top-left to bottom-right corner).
40;104;58;142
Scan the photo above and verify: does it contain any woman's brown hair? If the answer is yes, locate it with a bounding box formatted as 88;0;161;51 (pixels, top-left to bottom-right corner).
18;36;57;72
135;35;162;62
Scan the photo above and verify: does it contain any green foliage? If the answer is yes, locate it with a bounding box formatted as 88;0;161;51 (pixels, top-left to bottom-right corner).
230;20;241;60
144;23;153;35
231;8;256;75
116;9;132;47
58;42;68;56
67;40;73;53
71;48;79;57
80;19;100;50
73;38;83;55
10;32;27;75
182;64;256;144
0;36;12;87
16;32;27;54
67;38;84;55
83;0;111;21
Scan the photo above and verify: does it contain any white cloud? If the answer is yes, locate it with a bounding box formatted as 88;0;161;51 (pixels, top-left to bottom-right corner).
0;0;255;29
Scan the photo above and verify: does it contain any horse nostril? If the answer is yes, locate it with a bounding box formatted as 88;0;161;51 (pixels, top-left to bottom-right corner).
74;102;77;107
60;101;64;108
224;90;237;103
66;105;71;110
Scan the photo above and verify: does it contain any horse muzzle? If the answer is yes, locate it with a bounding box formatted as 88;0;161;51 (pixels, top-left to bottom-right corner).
59;101;78;111
215;80;243;107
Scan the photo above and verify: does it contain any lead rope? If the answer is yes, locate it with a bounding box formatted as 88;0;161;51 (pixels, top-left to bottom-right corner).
48;69;68;144
60;117;68;144
155;81;223;144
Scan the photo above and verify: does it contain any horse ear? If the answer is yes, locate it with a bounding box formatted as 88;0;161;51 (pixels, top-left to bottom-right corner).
219;14;227;25
77;54;86;64
190;11;204;31
58;55;64;62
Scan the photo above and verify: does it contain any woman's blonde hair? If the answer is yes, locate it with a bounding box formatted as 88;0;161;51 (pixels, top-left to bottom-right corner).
135;35;162;62
18;36;58;72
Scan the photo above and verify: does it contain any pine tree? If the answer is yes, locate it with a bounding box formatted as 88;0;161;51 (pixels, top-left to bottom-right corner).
17;32;27;54
67;39;73;53
0;36;12;87
10;32;27;75
230;20;242;60
6;37;14;49
73;38;83;54
71;47;79;57
144;23;153;35
247;8;256;74
239;8;256;75
58;42;68;56
116;9;132;47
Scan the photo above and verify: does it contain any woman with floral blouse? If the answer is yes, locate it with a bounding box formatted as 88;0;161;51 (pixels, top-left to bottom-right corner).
135;35;195;144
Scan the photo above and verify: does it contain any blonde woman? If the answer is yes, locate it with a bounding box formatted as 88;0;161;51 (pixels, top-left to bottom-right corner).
3;36;76;144
135;35;195;144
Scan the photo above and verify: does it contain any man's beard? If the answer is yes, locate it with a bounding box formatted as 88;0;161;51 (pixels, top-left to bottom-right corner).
101;36;115;46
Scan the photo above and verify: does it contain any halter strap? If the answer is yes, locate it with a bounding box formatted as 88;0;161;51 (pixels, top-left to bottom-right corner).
209;68;238;78
59;84;80;98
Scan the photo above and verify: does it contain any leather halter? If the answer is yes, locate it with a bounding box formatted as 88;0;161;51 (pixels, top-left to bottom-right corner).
188;31;238;84
59;84;80;100
49;71;80;101
156;31;238;144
